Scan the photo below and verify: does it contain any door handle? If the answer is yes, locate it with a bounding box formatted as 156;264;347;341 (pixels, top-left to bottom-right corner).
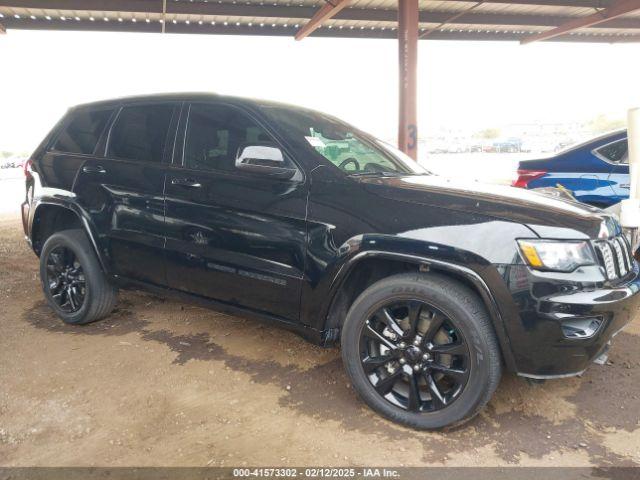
82;165;106;174
171;177;202;188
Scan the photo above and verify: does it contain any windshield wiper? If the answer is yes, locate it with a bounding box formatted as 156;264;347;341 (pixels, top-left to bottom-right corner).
348;171;408;177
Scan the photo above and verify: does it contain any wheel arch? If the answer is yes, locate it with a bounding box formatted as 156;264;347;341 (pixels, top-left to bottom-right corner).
323;251;517;372
30;201;109;274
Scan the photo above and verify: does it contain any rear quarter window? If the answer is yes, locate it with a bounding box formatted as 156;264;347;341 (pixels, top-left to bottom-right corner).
594;138;628;164
52;107;114;155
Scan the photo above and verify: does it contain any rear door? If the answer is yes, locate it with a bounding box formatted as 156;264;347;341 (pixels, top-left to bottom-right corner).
39;106;116;191
73;101;179;286
163;102;308;321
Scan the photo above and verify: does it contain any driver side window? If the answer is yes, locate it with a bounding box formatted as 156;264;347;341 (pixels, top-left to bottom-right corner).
184;103;293;172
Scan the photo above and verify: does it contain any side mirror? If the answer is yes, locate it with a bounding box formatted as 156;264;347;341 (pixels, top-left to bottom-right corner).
235;144;297;180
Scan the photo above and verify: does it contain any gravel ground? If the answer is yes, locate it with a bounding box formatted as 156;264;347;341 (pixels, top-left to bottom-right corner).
1;212;640;468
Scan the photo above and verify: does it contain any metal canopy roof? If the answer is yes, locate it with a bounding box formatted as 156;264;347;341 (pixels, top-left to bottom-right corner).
1;0;640;43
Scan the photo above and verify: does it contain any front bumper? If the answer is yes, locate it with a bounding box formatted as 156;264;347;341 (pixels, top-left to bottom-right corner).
502;264;640;378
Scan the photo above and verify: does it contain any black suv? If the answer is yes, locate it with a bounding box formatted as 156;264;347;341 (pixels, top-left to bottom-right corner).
22;93;640;429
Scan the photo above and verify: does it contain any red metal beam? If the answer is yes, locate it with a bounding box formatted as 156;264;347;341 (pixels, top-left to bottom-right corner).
420;1;483;39
0;0;618;9
521;0;640;44
398;0;419;160
294;0;351;41
4;17;640;41
437;0;615;6
4;1;640;30
0;0;163;12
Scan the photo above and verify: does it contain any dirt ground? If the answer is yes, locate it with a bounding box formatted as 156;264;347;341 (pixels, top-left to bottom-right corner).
1;214;640;468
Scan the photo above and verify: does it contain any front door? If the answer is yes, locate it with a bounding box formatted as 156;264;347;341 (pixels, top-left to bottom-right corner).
164;102;308;321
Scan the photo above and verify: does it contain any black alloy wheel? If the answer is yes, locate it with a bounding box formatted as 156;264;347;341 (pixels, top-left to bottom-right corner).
45;245;86;313
40;229;117;325
360;300;470;413
341;273;501;429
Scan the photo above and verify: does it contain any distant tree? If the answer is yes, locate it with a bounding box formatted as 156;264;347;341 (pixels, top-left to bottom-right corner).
0;150;30;159
475;128;501;140
586;114;625;134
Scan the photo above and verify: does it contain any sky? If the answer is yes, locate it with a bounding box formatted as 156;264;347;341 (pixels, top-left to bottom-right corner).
2;29;640;153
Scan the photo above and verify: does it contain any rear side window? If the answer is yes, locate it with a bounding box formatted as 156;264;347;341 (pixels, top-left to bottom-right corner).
53;108;113;154
595;139;628;164
108;104;174;163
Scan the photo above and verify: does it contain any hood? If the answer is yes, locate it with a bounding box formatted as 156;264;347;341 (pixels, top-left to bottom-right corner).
357;174;618;239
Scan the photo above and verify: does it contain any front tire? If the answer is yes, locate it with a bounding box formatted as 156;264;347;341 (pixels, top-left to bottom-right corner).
341;273;501;430
40;229;117;325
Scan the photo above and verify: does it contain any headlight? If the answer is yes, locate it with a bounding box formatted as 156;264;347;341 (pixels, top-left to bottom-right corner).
517;239;596;272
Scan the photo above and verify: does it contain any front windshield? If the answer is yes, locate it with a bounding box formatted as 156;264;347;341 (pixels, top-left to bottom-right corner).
261;105;426;176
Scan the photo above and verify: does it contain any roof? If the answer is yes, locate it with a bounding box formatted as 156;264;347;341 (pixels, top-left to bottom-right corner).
1;0;640;43
69;92;328;117
71;92;225;109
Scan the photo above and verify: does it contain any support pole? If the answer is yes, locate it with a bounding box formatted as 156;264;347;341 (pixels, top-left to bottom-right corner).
162;0;166;33
620;107;640;251
398;0;419;160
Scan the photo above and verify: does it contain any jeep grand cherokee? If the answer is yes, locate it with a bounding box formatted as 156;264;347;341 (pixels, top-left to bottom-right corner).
22;93;640;429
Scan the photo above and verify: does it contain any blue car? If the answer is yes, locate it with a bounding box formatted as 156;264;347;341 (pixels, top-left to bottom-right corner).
514;130;628;209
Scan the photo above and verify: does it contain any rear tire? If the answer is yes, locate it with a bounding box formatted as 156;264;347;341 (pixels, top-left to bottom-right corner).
40;229;117;325
341;272;501;430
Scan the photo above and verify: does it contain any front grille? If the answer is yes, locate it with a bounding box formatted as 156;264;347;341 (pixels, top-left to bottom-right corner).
593;235;635;280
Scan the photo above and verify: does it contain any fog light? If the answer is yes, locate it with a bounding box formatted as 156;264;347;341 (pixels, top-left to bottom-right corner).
561;317;603;339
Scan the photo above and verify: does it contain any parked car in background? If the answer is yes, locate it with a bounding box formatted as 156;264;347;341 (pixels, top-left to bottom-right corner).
468;142;484;153
520;139;555;154
554;139;575;153
22;94;639;430
1;156;25;169
448;141;468;153
493;137;523;153
427;139;451;154
513;130;628;209
481;140;497;153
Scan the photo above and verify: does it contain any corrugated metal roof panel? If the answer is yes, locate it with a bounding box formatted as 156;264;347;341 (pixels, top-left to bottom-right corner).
1;0;639;42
